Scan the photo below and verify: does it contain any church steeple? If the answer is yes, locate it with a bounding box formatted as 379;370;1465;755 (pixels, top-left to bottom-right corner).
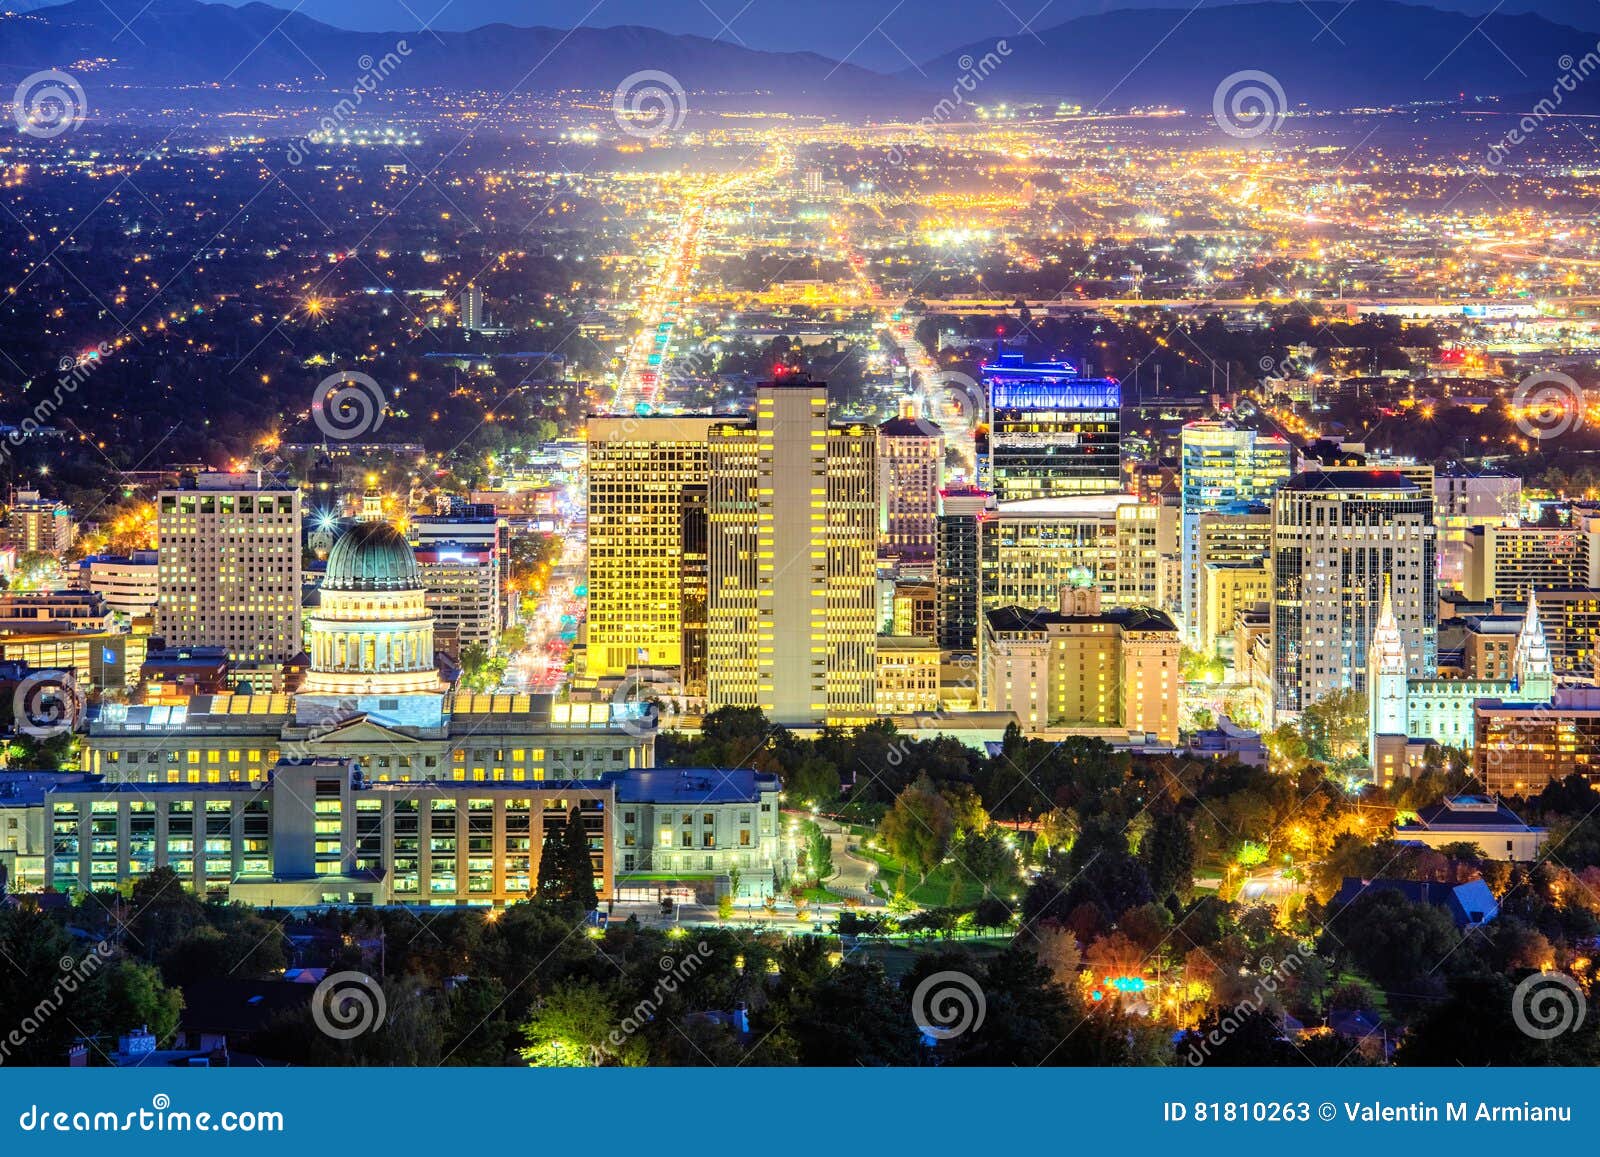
1513;592;1554;703
1368;576;1410;784
1372;576;1407;676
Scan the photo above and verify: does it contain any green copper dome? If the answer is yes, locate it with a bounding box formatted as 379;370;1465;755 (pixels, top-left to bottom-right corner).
323;521;419;592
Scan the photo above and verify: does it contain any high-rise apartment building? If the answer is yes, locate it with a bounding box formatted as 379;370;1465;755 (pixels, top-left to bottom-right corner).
707;380;877;727
1194;502;1273;658
1271;469;1436;716
4;489;75;557
877;399;944;564
1179;422;1292;645
1462;519;1600;602
156;473;302;663
982;352;1121;502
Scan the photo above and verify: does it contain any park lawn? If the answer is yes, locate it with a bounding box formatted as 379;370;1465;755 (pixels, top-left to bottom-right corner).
852;937;1012;981
801;886;849;904
859;846;991;909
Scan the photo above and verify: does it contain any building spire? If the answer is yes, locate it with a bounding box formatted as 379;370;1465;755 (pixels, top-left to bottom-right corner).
1372;575;1406;676
1513;590;1553;696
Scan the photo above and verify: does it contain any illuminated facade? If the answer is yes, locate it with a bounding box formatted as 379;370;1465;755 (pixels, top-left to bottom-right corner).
982;353;1121;502
707;380;877;727
980;495;1166;612
1271;469;1436;716
414;541;500;653
584;416;719;679
1179;423;1292;645
877;399;944;563
1462;520;1600;601
874;636;942;714
981;587;1180;742
1369;593;1552;785
156;473;302;663
87;522;652;784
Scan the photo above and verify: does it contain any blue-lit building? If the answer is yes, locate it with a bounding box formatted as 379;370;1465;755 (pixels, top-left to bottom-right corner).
980;352;1122;501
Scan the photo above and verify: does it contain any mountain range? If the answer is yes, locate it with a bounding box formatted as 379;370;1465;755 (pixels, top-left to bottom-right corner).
1;0;1596;114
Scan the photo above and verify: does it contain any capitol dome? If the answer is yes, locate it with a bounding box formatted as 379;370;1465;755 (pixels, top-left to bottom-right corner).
323;521;419;592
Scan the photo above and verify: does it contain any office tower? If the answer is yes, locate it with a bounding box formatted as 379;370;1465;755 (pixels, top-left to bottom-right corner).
1271;469;1436;716
680;484;709;696
156;472;302;663
982;587;1180;742
1179;422;1293;646
3;489;75;557
584;416;718;679
707;379;877;727
1434;467;1521;585
936;487;991;651
982;352;1122;502
1462;519;1600;601
802;169;824;195
458;284;485;330
1194;502;1273;659
413;541;500;654
74;551;160;618
980;494;1165;612
877;399;944;564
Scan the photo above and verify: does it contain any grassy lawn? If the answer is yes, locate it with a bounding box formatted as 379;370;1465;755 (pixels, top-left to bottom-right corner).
851;937;1012;981
858;847;992;909
801;886;849;905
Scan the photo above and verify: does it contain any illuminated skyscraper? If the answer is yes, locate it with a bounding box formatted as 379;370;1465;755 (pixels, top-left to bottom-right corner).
877;399;944;564
1272;469;1435;717
156;472;302;663
981;352;1121;502
585;416;719;678
1179;421;1293;647
707;379;876;727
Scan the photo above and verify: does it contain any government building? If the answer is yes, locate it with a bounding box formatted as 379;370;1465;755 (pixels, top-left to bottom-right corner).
85;521;653;785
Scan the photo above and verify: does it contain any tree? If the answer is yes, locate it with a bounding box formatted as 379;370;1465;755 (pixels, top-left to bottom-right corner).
521;981;639;1066
536;809;596;910
1300;687;1366;762
104;960;183;1045
879;775;956;882
1320;888;1461;993
799;820;834;886
561;808;598;911
459;642;507;692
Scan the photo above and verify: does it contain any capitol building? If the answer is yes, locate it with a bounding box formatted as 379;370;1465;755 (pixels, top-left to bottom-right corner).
84;521;652;787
